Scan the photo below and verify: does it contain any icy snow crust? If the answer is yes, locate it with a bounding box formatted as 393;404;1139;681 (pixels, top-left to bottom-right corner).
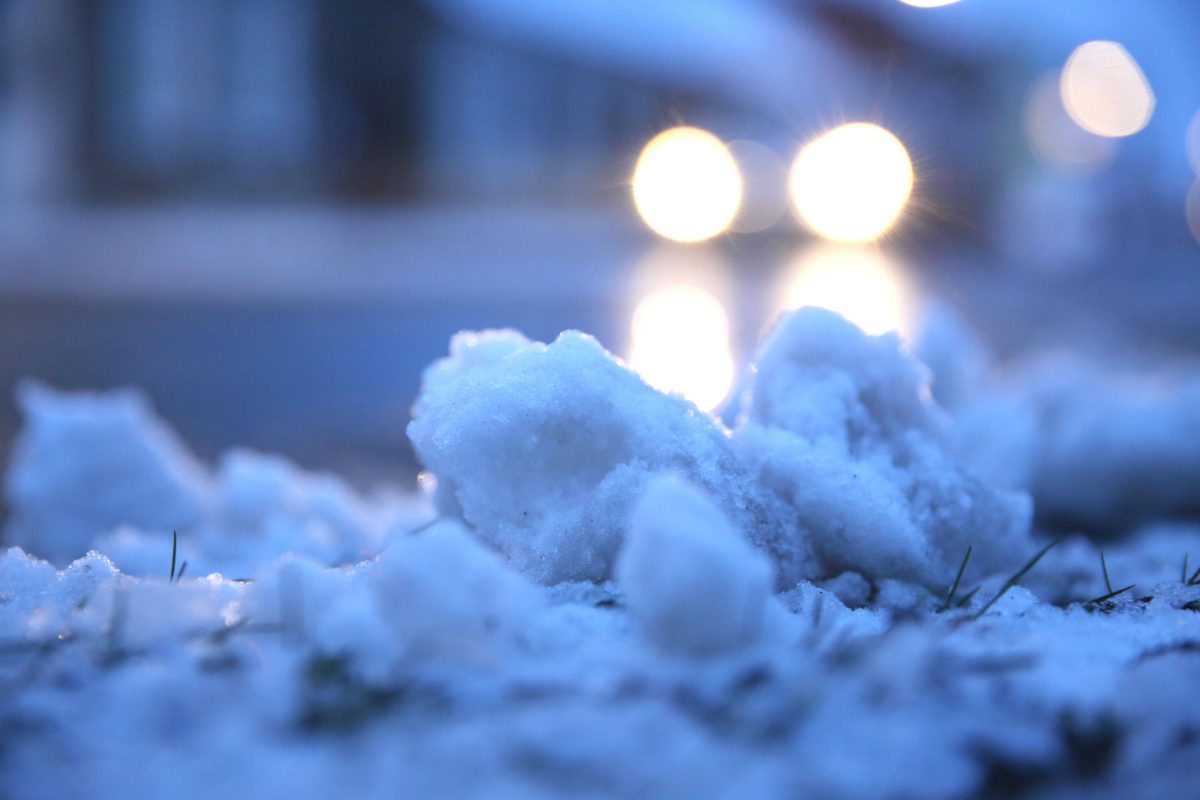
4;307;1200;799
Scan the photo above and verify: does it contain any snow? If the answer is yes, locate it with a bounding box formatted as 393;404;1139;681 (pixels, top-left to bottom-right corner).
616;474;775;656
407;328;802;585
1026;370;1200;531
4;382;432;577
916;312;1200;532
5;381;209;564
738;308;1032;585
371;520;541;666
4;306;1200;799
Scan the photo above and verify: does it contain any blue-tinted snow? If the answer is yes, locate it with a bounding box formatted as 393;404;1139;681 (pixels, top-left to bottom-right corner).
3;307;1200;799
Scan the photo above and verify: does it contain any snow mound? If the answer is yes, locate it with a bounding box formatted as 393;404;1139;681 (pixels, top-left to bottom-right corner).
5;382;210;564
5;336;1200;799
3;382;431;573
914;307;1200;533
738;308;1032;585
409;313;1035;588
0;547;121;640
616;474;774;656
408;329;804;585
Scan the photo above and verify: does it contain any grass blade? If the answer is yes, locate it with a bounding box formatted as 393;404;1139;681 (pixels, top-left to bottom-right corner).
940;546;973;612
1086;584;1135;606
1100;551;1113;594
955;586;981;609
169;530;178;582
972;539;1061;620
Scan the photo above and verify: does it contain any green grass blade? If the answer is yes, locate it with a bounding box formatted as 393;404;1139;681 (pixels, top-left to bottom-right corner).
1100;551;1113;594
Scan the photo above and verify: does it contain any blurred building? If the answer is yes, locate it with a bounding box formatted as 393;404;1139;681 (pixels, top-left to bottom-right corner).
1;0;755;205
0;0;1198;487
4;0;958;209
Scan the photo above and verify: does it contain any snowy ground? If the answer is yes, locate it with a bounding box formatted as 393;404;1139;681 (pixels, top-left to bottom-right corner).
4;305;1200;799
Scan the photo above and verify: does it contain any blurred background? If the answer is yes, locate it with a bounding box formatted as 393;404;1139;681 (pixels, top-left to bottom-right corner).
0;0;1198;487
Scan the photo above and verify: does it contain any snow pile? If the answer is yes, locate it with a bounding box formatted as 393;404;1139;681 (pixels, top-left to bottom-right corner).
914;310;1200;532
4;382;431;576
408;329;803;585
737;308;1031;585
409;314;1031;589
5;382;209;564
6;307;1200;799
1025;371;1200;531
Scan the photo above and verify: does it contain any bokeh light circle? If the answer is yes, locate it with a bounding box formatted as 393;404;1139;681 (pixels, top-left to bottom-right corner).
1060;41;1155;138
1024;72;1116;171
788;123;914;242
777;244;913;337
632;127;742;243
629;284;734;411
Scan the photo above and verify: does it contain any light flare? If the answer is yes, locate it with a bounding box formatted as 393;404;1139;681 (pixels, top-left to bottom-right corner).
1024;72;1116;170
1187;179;1200;245
632;127;742;243
1186;109;1200;174
777;244;914;338
788;123;914;243
628;284;735;412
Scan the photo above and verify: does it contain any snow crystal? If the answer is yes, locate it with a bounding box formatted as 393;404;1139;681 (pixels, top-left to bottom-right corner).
616;474;774;656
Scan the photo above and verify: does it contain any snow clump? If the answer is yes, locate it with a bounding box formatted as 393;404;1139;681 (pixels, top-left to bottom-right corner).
913;307;1200;533
371;520;542;665
616;474;775;656
5;382;209;564
737;308;1032;585
411;311;1031;589
4;382;430;574
407;328;805;586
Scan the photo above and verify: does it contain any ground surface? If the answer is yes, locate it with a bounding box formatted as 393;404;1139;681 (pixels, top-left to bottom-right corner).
4;304;1200;799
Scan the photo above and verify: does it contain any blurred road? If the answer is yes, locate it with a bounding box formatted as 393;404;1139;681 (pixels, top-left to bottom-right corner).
1;203;1197;489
